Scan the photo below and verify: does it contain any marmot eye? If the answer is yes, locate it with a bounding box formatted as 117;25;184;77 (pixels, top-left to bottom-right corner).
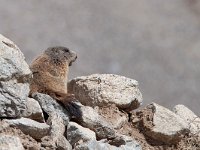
63;48;69;53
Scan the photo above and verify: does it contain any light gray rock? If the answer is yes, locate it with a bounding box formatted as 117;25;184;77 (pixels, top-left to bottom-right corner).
0;80;29;118
173;104;200;135
74;139;141;150
46;113;72;150
69;102;116;139
142;103;189;144
41;135;72;150
32;93;70;125
67;121;96;146
23;98;44;123
0;35;31;118
0;135;24;150
4;117;50;140
68;74;142;111
0;34;31;82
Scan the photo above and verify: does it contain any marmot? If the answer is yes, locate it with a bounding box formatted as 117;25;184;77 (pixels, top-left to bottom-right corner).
29;46;77;104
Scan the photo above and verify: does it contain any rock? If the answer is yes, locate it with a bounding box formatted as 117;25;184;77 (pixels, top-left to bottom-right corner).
0;80;29;118
97;105;128;129
0;34;31;118
23;98;44;123
109;134;136;147
139;103;189;144
0;34;31;82
32;93;70;125
67;121;96;146
0;120;41;150
68;74;142;111
41;135;72;150
68;102;116;140
4;117;50;140
173;104;200;135
0;135;24;150
74;139;141;150
56;136;72;150
45;113;72;150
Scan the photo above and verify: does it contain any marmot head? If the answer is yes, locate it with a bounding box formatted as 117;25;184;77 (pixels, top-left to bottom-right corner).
45;46;77;66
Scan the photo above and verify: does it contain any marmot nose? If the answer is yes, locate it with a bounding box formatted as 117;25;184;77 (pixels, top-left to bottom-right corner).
75;55;77;59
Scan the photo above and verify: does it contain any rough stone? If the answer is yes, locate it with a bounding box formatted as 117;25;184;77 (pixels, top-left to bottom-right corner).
67;121;96;146
4;117;50;140
0;135;24;150
0;80;29;118
32;93;70;125
74;139;141;150
68;74;142;111
23;98;44;123
45;113;72;150
97;105;128;129
0;34;31;82
140;103;189;144
68;102;116;140
173;104;200;135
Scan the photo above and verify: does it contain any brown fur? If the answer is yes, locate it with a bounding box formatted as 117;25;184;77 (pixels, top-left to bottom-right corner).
29;47;77;103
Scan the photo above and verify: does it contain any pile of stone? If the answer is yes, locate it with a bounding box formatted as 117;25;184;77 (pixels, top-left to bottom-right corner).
0;34;199;150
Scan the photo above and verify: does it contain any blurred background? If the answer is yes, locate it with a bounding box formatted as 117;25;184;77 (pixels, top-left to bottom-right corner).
0;0;199;115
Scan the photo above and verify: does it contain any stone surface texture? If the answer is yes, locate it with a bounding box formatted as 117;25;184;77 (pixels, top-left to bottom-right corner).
45;113;72;150
33;93;70;125
0;80;29;118
4;118;50;139
23;98;44;122
0;34;31;81
74;139;141;150
0;135;24;150
67;121;96;146
69;102;116;140
143;103;190;144
174;104;200;135
0;34;31;118
68;74;142;111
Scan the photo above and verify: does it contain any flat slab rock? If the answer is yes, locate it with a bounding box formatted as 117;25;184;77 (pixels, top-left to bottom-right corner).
140;103;189;144
68;74;142;111
0;34;31;81
4;117;50;140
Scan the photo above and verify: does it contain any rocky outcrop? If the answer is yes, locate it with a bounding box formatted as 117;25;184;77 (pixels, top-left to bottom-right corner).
0;35;199;150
